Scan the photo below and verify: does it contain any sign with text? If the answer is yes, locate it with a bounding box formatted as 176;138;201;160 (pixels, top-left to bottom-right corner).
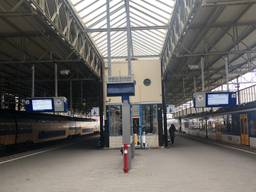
107;82;135;97
25;97;68;112
193;92;237;108
206;92;236;107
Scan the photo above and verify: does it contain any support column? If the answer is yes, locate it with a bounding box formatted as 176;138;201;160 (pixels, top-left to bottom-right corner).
54;63;58;97
99;64;105;147
122;96;132;171
106;0;112;77
201;57;205;92
70;80;73;114
161;59;168;147
183;78;186;98
125;0;133;76
236;77;240;105
0;94;4;110
225;56;230;91
193;77;197;93
80;80;83;106
32;64;35;97
162;78;168;147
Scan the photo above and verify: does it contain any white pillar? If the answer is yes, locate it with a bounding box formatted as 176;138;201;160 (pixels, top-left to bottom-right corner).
201;57;205;92
32;64;35;97
225;56;229;91
54;63;58;97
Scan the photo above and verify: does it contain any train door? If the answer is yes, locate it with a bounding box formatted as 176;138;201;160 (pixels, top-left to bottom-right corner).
240;114;250;145
216;116;224;141
216;122;222;141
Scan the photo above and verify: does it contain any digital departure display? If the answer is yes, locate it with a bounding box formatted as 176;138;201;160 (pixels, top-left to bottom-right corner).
207;93;229;106
32;99;53;111
107;83;135;96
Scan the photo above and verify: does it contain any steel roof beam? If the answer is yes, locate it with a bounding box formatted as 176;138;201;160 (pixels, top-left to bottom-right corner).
129;4;166;25
111;46;127;57
80;1;106;16
130;0;169;21
140;0;172;15
163;3;256;104
134;33;162;50
109;39;127;56
70;0;174;61
109;16;127;29
132;36;160;53
202;0;256;7
190;21;256;30
94;21;128;46
135;29;165;42
155;0;175;9
111;44;128;56
86;2;124;28
176;49;256;58
130;9;161;26
106;0;112;76
74;0;104;14
83;2;123;28
133;31;164;48
87;25;168;32
201;6;255;77
133;44;158;56
130;17;166;36
111;34;127;48
103;55;160;59
125;0;133;75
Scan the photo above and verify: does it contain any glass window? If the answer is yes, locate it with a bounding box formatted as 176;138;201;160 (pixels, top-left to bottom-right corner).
141;104;158;134
108;105;122;136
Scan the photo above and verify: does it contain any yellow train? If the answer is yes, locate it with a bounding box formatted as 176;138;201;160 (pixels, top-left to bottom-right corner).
0;111;99;146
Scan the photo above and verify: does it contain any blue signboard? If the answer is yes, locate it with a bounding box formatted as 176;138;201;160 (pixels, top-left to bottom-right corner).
206;92;236;108
107;83;135;97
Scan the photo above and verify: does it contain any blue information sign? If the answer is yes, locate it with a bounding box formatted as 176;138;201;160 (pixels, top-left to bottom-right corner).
107;83;135;97
206;92;236;107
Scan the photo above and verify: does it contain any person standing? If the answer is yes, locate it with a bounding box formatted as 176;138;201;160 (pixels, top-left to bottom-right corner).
169;124;176;144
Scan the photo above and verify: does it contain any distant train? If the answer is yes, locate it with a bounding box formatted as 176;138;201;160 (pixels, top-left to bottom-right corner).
181;104;256;148
0;111;99;146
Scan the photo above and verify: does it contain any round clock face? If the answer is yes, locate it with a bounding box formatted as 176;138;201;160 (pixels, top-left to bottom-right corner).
143;78;151;86
197;94;203;101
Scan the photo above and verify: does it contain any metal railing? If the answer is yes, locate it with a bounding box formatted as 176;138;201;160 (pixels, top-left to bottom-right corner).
108;75;134;84
239;84;256;104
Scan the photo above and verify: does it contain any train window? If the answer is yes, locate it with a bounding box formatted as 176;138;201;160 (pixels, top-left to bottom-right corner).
141;104;158;134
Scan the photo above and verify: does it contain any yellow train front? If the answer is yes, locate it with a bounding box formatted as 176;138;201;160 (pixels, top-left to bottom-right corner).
0;111;99;147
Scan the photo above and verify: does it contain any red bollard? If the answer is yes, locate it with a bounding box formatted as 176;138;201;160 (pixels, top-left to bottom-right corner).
123;144;129;173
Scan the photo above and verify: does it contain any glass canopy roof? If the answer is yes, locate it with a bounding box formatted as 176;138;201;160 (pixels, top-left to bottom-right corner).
70;0;175;60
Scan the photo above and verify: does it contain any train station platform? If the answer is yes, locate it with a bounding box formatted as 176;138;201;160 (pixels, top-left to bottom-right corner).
1;136;256;192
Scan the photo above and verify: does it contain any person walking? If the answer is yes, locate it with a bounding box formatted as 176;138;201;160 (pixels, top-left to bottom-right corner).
169;124;176;144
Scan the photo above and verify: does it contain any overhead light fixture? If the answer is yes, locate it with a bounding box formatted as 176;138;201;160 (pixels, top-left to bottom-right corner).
188;65;200;70
60;69;70;76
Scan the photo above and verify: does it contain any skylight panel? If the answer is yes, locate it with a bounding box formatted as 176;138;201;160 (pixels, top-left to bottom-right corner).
70;0;176;58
